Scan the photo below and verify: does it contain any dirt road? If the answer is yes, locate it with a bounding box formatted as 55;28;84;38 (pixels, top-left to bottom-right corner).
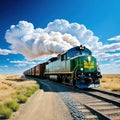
10;90;72;120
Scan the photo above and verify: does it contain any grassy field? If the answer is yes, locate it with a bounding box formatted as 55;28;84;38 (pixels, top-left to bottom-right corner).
0;74;38;104
0;74;39;119
100;74;120;91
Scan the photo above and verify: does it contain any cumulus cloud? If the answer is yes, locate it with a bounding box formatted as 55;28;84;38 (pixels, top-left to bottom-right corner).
100;62;120;74
45;19;102;51
108;35;120;41
0;48;12;55
15;63;27;67
5;19;120;62
10;60;37;67
97;52;120;61
98;43;120;52
10;60;36;65
4;19;103;60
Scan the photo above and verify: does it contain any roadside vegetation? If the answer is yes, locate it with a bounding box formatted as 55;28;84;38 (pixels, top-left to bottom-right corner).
0;75;39;119
100;74;120;91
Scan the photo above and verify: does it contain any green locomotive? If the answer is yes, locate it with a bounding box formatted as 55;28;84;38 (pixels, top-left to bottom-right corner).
24;45;102;88
44;45;102;88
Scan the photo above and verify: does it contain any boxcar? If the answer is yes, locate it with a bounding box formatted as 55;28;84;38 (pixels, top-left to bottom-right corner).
34;63;46;78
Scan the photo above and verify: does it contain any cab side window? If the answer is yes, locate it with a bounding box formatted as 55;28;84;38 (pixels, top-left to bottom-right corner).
61;54;66;61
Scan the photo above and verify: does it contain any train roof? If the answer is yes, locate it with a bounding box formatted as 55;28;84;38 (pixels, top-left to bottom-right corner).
61;45;92;55
48;57;58;62
47;45;91;62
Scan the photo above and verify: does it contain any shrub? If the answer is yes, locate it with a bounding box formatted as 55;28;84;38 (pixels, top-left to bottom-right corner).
24;89;33;97
16;87;26;95
33;85;39;90
0;104;12;119
17;95;27;103
24;85;39;97
30;85;39;92
4;100;19;112
14;84;39;103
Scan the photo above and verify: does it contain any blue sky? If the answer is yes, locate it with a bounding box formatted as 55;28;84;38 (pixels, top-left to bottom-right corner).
0;0;120;74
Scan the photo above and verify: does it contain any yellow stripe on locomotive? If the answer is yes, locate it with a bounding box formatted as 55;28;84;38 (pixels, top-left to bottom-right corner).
84;60;94;69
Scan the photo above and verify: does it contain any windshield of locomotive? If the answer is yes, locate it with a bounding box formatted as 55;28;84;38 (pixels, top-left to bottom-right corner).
67;49;91;59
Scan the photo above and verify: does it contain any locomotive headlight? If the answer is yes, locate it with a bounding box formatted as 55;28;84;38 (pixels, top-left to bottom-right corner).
81;68;83;71
88;56;91;62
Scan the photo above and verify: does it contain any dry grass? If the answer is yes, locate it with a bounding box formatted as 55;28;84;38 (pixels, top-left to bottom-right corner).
100;74;120;91
0;74;38;104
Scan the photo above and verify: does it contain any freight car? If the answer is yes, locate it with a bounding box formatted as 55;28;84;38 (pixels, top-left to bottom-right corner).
34;63;46;78
24;63;46;78
24;45;102;88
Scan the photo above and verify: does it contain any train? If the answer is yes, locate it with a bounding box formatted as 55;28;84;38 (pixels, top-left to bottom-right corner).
24;45;102;88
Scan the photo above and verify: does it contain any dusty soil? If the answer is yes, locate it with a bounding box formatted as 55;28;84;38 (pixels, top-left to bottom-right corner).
10;90;72;120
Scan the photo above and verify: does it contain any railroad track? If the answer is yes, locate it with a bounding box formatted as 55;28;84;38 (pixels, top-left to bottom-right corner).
69;88;120;120
27;77;120;120
59;82;120;119
48;80;120;120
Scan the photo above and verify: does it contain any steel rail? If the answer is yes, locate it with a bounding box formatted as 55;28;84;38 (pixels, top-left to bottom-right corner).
91;88;120;98
80;90;120;107
84;104;111;120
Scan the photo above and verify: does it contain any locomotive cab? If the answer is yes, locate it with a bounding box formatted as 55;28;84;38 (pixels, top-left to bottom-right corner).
67;45;102;88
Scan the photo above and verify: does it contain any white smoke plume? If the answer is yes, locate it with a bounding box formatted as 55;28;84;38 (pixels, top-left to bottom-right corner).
5;20;80;59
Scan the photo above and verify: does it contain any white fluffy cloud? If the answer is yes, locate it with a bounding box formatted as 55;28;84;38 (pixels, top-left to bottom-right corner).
10;60;36;65
10;60;37;67
45;20;120;60
97;52;120;61
5;19;104;60
108;35;120;41
100;62;120;74
5;19;120;63
45;19;102;51
15;63;27;67
98;43;120;52
0;48;12;55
